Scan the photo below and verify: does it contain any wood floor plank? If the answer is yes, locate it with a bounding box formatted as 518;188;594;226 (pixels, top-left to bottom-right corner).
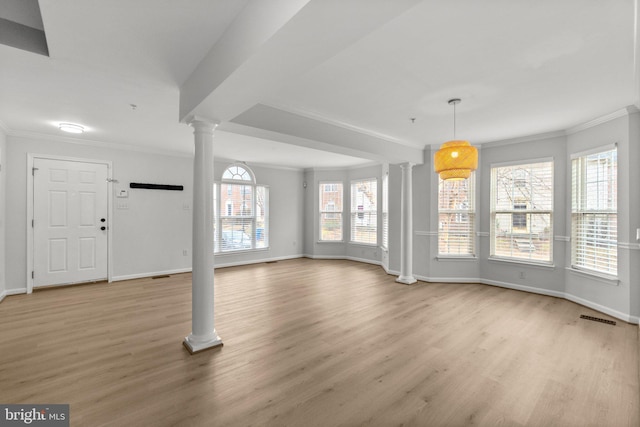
0;258;637;426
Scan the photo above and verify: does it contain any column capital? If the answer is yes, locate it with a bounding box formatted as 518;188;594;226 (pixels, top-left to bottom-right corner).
184;115;220;131
399;162;415;170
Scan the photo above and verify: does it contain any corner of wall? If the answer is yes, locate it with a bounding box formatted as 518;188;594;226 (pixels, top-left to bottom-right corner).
0;127;6;298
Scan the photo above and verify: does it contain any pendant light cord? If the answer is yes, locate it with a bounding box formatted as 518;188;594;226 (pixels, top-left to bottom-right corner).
453;102;456;140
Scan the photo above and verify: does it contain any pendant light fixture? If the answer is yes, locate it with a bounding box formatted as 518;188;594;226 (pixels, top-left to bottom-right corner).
434;98;477;180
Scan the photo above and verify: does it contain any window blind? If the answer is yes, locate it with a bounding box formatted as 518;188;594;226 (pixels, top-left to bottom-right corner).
319;182;343;241
571;148;617;275
490;161;553;263
438;173;475;255
382;174;389;249
351;178;377;245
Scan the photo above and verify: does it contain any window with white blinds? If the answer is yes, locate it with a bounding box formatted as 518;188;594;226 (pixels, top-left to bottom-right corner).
382;173;389;249
438;173;475;255
351;178;377;245
319;182;343;241
214;164;268;253
571;147;617;276
490;160;553;263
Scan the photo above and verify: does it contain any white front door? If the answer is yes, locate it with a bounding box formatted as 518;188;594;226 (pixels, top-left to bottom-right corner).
33;158;108;288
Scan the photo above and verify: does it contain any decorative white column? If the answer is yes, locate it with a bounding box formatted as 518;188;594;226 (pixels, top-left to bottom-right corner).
397;162;417;284
183;116;223;353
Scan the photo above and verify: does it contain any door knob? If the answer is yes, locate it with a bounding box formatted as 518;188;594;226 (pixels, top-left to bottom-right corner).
101;226;106;231
101;218;106;222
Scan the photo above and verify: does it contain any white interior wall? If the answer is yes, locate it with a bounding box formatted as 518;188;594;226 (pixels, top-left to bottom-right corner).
2;111;637;324
403;110;638;323
387;164;402;274
0;128;6;300
304;168;348;259
5;135;194;289
628;111;640;318
213;160;305;268
304;165;383;265
345;164;383;264
4;135;305;291
565;114;638;321
478;135;568;295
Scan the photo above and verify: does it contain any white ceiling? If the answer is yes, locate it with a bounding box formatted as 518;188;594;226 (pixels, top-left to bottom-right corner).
0;0;637;169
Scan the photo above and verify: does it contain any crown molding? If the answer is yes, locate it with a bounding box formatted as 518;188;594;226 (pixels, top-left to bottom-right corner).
213;155;304;172
303;161;380;173
8;129;193;158
260;102;416;147
565;108;629;135
478;130;566;149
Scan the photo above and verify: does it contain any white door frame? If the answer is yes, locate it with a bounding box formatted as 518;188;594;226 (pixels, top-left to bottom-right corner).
27;154;113;293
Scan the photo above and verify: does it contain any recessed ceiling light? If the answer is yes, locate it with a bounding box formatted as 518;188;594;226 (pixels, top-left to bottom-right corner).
58;123;84;134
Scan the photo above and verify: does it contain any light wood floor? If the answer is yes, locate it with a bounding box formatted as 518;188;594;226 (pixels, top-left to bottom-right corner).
0;258;638;426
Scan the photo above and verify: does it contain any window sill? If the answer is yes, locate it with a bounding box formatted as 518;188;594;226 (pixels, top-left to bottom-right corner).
317;240;344;244
488;257;555;269
349;241;378;247
215;247;269;255
436;255;477;261
567;267;619;285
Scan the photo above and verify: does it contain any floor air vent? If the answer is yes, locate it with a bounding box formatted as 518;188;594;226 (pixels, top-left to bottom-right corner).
580;315;616;326
152;275;170;279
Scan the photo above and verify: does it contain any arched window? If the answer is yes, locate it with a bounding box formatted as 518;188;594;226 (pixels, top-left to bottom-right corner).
215;164;269;253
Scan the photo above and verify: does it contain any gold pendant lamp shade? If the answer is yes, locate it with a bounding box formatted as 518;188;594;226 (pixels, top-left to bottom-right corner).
434;99;478;180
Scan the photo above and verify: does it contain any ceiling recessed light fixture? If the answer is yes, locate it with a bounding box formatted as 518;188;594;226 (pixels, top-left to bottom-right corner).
434;98;478;180
58;123;85;134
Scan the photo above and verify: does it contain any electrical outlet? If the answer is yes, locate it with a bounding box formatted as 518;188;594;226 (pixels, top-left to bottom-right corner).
182;249;188;256
519;271;526;279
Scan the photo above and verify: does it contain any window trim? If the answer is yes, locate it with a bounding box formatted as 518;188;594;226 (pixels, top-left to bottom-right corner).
215;164;268;254
381;172;389;250
350;178;378;246
570;145;618;277
437;171;476;257
319;181;344;242
490;158;554;265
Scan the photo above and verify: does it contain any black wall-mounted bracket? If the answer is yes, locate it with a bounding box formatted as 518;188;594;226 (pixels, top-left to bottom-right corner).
129;183;184;191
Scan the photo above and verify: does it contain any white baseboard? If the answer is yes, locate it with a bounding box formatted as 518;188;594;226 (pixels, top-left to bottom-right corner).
111;268;192;282
4;288;28;296
303;254;383;268
345;256;382;267
215;254;304;269
0;290;6;303
410;274;637;324
564;292;639;324
481;278;565;299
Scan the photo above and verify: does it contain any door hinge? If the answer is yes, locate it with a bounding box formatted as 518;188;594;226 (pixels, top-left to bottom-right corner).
32;271;34;279
32;167;39;175
32;219;34;227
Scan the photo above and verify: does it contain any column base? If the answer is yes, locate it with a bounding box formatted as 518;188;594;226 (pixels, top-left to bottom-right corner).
183;332;223;354
396;276;417;285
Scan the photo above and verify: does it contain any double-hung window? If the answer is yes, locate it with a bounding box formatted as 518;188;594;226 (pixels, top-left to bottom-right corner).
319;182;343;241
490;160;553;263
214;164;268;253
571;147;617;276
381;173;389;249
351;178;377;245
438;173;475;256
